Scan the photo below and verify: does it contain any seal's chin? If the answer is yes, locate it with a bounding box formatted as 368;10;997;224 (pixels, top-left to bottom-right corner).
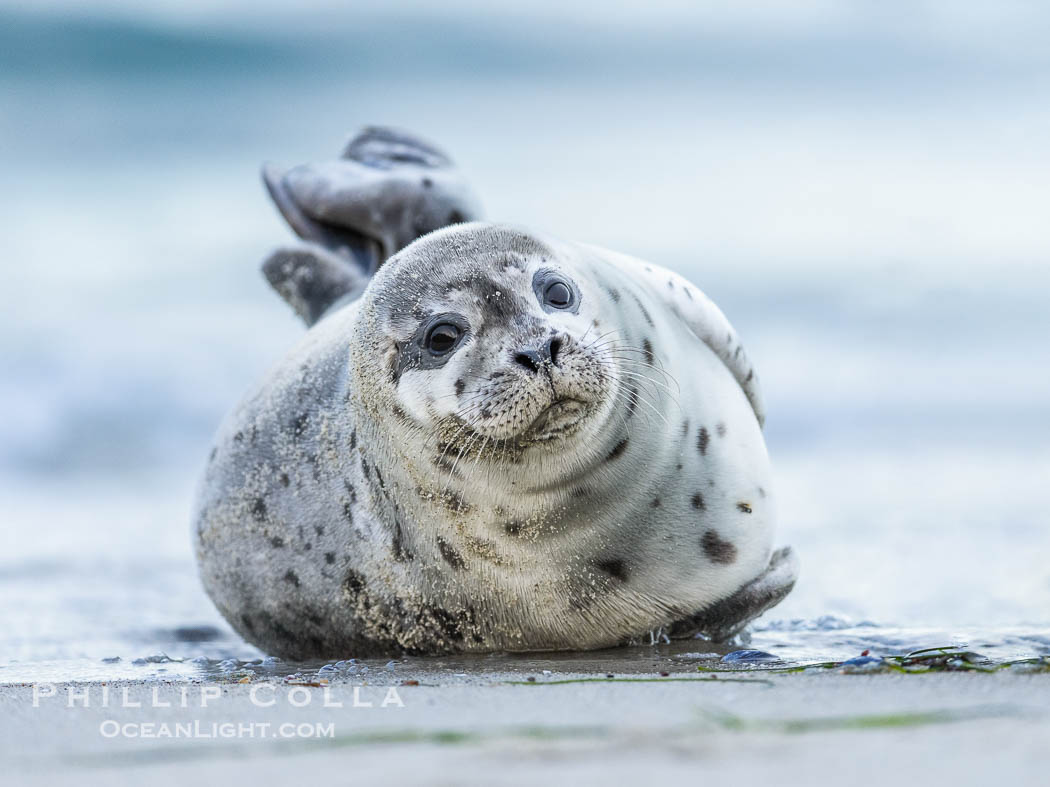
523;398;589;442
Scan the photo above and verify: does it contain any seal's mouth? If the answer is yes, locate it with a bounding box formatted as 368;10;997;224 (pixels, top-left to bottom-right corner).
524;398;588;441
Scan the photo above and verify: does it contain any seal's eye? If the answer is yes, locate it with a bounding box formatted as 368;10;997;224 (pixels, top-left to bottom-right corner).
544;281;573;310
532;270;580;314
425;322;461;356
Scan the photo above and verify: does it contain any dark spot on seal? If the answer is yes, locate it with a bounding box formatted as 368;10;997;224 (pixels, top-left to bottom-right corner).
684;287;693;300
691;492;705;510
270;536;285;548
250;498;267;522
343;501;354;523
437;537;466;570
681;419;690;436
630;292;655;327
392;405;407;421
667;279;674;289
642;338;655;366
595;558;629;582
448;210;465;224
419;605;465;642
603;285;621;303
422;176;433;188
737;502;753;514
676;463;683;471
324;552;336;565
504;520;523;536
441;491;471;514
570;487;590;498
343;479;357;502
717;422;727;438
208;447;217;462
350;429;357;449
702;530;737;565
374;465;385;489
758;487;767;498
392;519;413;562
290;413;309;437
746;369;754;382
279;472;290;487
499;253;528;272
697;427;710;455
283;569;301;587
455;378;465;396
233;431;243;443
361;459;371;480
651;498;661;508
607;437;629;460
240;614;255;635
342;569;366;595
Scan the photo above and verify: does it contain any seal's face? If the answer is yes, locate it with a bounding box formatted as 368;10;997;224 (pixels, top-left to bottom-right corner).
360;225;618;464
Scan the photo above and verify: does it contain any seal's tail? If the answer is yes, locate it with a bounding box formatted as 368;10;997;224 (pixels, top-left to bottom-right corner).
261;126;482;326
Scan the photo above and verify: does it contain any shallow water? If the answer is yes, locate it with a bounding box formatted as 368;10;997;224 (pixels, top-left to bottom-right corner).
2;7;1049;684
5;618;1049;685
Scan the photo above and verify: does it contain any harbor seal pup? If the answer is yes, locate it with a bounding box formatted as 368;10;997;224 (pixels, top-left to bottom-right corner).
194;133;797;658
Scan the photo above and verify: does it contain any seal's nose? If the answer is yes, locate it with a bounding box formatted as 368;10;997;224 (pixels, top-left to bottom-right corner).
513;336;563;373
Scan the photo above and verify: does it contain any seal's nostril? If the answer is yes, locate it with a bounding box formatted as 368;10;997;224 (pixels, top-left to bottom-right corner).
514;351;542;374
548;337;562;366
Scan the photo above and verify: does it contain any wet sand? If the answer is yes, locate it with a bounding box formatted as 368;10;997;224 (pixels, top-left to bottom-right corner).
4;659;1048;786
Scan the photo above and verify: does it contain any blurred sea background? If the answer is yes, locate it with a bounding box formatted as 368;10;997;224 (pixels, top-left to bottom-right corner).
2;0;1049;681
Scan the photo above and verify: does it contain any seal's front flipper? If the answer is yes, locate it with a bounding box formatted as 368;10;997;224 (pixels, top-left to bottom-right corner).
669;546;799;642
262;243;368;327
262;126;482;277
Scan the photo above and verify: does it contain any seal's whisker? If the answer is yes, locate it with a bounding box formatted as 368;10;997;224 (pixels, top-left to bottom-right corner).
611;371;684;417
582;330;626;354
610;367;680;401
444;428;485;492
469;433;491;479
592;347;681;404
603;354;681;394
599;359;673;430
433;417;477;469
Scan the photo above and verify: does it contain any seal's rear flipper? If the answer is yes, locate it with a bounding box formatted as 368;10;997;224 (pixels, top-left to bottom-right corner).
262;126;481;280
262;244;368;327
668;546;799;642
